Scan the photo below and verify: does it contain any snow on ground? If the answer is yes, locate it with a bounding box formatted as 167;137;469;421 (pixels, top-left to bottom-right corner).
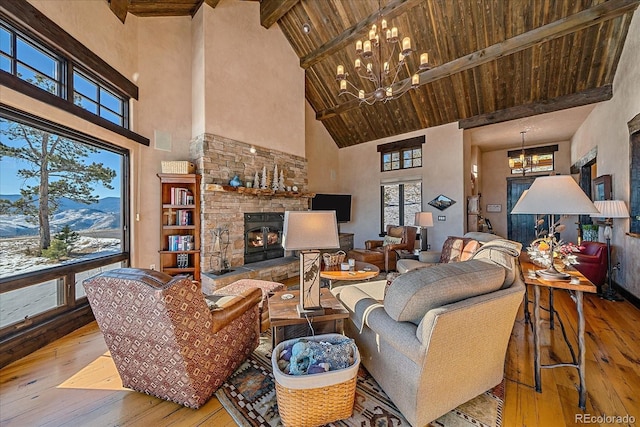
0;235;121;277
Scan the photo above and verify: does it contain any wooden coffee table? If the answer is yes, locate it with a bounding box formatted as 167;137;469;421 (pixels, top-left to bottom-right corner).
320;261;380;289
268;288;349;347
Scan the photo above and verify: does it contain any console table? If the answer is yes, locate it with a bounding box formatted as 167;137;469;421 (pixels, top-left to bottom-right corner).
520;254;596;410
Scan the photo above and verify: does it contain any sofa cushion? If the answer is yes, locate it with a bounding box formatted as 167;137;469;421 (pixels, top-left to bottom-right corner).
470;239;522;288
383;259;506;325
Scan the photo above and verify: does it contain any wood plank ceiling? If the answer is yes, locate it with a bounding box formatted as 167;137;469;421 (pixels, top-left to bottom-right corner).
109;0;639;148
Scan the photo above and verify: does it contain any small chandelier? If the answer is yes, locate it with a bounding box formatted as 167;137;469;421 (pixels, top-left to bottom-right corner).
335;7;430;105
509;131;539;175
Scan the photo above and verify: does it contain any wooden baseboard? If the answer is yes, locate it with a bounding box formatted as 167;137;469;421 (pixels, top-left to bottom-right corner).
613;281;640;309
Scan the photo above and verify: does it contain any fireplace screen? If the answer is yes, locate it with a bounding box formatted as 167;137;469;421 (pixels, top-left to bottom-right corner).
244;212;284;264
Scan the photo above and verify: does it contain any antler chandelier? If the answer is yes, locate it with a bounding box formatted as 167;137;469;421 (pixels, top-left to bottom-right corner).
336;9;430;105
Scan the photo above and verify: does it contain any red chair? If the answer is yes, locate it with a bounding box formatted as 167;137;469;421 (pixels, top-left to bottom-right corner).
574;241;608;289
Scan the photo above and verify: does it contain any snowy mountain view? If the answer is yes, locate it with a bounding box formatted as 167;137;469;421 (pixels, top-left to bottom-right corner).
0;195;122;278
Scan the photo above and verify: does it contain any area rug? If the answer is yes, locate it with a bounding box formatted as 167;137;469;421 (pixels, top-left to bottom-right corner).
215;336;504;427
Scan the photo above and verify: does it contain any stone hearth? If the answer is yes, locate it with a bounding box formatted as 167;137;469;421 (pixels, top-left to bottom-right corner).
190;133;311;290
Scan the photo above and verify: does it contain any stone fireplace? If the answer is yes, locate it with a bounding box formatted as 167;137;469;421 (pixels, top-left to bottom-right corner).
190;134;312;289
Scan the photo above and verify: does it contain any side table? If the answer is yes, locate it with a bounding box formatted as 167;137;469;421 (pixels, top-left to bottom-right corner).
268;288;349;347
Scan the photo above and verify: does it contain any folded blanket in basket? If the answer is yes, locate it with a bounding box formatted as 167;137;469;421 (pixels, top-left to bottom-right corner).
276;337;356;375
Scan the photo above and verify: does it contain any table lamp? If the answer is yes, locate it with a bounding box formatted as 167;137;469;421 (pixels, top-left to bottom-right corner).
511;175;599;281
415;212;434;251
282;210;340;316
591;200;629;301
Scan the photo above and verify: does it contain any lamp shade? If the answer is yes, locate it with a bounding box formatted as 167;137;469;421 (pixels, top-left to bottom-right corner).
282;211;340;251
415;212;434;227
591;200;630;218
511;175;599;215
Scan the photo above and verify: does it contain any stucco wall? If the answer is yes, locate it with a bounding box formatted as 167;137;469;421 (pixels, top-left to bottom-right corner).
571;11;640;296
305;102;340;193
333;122;465;251
198;0;305;157
480;140;574;240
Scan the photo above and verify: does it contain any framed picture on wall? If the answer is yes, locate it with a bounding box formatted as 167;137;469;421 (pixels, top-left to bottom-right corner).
592;174;612;201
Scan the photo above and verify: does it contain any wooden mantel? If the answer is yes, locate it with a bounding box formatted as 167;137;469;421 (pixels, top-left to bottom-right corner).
205;183;315;198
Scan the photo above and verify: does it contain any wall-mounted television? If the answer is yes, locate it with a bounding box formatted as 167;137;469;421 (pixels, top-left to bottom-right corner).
311;194;352;223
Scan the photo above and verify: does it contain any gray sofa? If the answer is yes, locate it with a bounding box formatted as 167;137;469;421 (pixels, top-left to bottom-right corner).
332;239;525;427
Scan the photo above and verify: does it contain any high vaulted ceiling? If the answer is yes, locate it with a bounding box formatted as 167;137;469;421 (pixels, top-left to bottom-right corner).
108;0;639;148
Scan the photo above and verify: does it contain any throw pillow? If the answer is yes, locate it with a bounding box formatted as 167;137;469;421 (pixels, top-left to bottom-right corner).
382;235;402;246
438;236;472;263
460;240;481;261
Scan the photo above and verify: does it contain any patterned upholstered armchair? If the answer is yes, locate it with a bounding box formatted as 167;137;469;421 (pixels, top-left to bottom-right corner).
83;268;261;408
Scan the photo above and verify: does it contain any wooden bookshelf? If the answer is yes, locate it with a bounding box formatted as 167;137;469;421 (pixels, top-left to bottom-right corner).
158;173;201;281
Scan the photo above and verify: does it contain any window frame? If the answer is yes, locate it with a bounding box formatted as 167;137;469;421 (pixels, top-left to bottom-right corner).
507;144;558;175
0;2;148;146
380;180;423;235
0;104;131;365
378;136;425;172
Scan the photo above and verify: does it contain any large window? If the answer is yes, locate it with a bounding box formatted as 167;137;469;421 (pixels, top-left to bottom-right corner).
0;19;129;129
0;106;129;335
381;181;422;233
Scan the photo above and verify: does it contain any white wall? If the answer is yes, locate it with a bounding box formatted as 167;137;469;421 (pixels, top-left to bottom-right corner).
305;102;340;193
571;11;640;296
333;123;465;251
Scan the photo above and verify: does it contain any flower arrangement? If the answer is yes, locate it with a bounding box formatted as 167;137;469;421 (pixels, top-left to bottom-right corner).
527;237;583;268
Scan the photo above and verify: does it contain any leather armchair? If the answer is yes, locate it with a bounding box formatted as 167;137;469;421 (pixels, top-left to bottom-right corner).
352;225;417;271
574;241;608;288
83;268;261;408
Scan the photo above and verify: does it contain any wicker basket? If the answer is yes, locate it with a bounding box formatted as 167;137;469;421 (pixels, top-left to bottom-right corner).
271;334;360;427
161;161;196;174
322;250;346;267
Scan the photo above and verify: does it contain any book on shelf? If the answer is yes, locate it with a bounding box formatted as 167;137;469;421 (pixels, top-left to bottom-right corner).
167;234;194;251
175;210;192;226
170;187;194;205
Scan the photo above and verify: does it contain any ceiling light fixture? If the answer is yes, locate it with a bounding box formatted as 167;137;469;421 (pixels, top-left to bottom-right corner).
509;131;539;175
302;23;311;34
335;3;430;105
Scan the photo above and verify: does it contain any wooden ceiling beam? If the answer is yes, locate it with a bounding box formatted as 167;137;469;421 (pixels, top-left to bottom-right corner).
316;0;639;121
459;85;613;129
109;0;128;23
260;0;298;29
204;0;221;9
300;0;423;70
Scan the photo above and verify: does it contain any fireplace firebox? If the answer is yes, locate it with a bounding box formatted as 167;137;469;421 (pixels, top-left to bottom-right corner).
244;212;284;264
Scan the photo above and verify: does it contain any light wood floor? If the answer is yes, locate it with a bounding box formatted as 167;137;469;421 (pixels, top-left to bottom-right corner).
1;286;639;427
